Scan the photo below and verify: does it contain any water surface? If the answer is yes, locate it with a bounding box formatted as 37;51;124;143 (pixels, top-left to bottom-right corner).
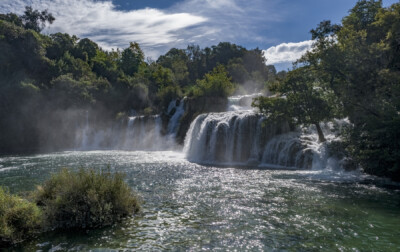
1;151;399;251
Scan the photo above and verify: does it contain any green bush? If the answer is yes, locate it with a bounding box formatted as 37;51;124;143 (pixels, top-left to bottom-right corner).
192;65;235;98
34;168;140;230
0;187;42;247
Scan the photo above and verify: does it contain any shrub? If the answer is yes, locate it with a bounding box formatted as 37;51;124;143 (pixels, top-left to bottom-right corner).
0;187;42;247
34;168;140;230
192;65;235;98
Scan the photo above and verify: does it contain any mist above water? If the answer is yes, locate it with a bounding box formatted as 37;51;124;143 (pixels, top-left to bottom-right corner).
76;99;185;151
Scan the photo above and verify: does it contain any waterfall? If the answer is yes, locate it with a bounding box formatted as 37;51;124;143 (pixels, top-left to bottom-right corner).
76;99;185;151
167;99;185;136
120;115;164;150
75;93;350;171
184;93;350;170
260;132;313;169
184;111;291;166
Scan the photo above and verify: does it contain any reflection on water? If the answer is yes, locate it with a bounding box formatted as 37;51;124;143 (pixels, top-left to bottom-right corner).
0;151;399;251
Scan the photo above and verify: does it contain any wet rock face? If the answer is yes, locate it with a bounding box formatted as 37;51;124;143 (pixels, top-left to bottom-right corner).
187;96;228;113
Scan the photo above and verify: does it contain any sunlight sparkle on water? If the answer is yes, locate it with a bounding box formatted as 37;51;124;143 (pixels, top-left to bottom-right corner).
0;151;399;251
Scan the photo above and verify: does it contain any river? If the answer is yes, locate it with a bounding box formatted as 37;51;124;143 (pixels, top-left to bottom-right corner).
1;150;399;251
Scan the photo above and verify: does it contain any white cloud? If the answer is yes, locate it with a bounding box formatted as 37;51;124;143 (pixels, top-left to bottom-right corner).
171;0;284;45
0;0;206;57
263;40;314;65
0;0;287;59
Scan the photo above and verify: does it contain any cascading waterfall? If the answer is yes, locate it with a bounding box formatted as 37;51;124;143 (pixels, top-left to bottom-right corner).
76;99;185;151
260;132;313;169
184;93;349;170
76;93;349;171
184;111;291;166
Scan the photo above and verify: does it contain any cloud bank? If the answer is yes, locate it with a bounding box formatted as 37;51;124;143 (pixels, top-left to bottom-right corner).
0;0;207;58
172;0;284;44
263;40;314;65
0;0;286;59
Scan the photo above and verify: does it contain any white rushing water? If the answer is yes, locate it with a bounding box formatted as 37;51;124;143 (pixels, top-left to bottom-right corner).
184;93;351;170
76;93;351;171
183;111;291;166
167;99;185;137
227;93;263;111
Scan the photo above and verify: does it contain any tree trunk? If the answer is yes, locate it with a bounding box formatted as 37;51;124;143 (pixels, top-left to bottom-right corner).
315;123;326;143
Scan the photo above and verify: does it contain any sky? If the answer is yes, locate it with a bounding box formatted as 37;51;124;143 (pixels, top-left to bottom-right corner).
0;0;398;70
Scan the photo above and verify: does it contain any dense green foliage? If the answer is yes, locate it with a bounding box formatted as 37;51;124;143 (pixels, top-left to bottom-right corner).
0;7;277;154
0;187;42;247
254;0;400;180
190;65;235;98
0;168;140;247
253;67;333;142
34;168;140;230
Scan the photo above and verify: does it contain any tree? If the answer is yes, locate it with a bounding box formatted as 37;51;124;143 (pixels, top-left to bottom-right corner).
0;13;23;27
193;65;235;98
157;48;189;86
271;0;400;179
120;42;144;76
92;49;121;83
253;67;332;142
74;38;98;62
21;6;55;32
148;64;175;96
47;33;78;60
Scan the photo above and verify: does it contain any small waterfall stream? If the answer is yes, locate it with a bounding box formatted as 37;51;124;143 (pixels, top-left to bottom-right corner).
167;99;185;137
227;93;263;111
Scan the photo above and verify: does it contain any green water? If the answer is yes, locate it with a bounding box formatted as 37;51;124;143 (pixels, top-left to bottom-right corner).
1;151;399;251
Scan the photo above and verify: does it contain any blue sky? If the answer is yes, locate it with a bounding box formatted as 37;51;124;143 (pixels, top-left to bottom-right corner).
1;0;398;70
